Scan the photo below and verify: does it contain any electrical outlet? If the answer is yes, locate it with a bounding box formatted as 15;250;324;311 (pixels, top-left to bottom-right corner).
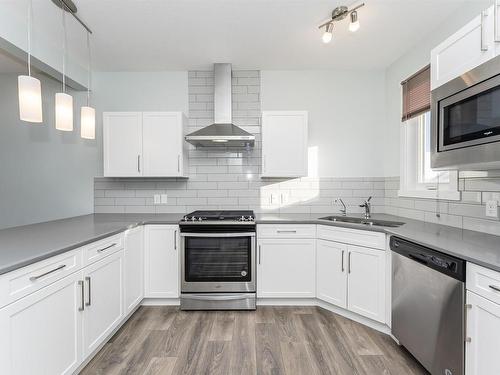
160;194;168;204
153;194;161;205
486;200;498;218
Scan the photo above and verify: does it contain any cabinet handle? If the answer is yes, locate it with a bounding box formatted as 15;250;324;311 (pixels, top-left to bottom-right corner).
341;250;345;272
258;245;261;265
29;264;66;281
78;280;85;311
85;276;92;306
177;155;180;172
137;155;141;173
495;0;500;42
97;243;116;253
262;155;265;173
481;10;489;51
465;303;472;342
348;252;351;274
174;230;177;250
489;284;500;292
277;230;297;234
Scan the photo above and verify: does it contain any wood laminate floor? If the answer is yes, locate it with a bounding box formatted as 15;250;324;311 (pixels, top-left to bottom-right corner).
81;306;429;375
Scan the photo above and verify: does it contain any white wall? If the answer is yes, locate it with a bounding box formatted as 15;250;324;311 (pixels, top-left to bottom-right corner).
0;73;98;230
384;1;491;177
261;69;386;177
92;71;189;175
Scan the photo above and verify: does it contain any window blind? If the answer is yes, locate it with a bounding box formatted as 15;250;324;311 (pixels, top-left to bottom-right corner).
401;65;431;122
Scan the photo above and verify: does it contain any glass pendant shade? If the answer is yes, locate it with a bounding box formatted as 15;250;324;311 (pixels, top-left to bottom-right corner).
80;106;95;139
55;92;73;131
18;75;43;123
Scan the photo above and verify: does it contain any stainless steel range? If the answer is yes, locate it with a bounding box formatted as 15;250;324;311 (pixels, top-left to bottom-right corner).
179;210;256;310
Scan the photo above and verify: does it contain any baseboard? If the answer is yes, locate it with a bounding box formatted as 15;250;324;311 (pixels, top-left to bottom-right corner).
257;297;390;335
141;298;180;306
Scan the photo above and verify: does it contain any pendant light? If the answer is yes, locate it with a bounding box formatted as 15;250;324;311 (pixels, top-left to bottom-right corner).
81;31;95;139
18;0;43;123
55;0;73;132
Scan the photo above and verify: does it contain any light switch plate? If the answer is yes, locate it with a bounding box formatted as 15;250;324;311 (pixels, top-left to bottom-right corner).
160;194;168;204
153;194;161;205
486;200;498;218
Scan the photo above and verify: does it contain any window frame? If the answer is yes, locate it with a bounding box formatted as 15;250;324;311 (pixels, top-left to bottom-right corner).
399;111;460;201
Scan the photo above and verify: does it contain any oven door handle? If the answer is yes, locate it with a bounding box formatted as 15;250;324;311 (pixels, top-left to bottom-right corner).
180;232;256;238
181;293;255;301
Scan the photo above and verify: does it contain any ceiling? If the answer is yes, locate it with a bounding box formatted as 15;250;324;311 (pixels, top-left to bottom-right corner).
64;0;481;71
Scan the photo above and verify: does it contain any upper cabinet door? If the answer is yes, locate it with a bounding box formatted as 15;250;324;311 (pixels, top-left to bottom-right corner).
142;112;185;177
431;6;495;90
103;112;143;177
261;111;308;178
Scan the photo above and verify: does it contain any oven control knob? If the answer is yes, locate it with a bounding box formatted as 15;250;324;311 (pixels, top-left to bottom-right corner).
240;216;246;221
198;217;202;221
191;217;196;221
241;270;247;276
249;216;254;221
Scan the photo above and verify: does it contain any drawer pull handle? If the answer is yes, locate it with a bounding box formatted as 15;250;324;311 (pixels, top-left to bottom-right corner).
97;243;117;253
465;303;472;343
489;284;500;292
29;264;66;281
78;280;85;311
277;230;297;233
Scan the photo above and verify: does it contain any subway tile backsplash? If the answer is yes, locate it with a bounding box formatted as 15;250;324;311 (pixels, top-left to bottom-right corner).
95;69;500;236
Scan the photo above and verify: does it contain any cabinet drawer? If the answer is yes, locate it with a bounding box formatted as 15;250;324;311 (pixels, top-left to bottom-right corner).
257;224;316;238
317;225;386;250
0;249;82;308
82;233;124;266
467;262;500;305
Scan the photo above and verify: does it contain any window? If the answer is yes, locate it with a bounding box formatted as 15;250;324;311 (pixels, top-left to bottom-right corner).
399;111;460;200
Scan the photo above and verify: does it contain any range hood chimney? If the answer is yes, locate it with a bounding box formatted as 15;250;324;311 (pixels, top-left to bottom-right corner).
185;63;255;148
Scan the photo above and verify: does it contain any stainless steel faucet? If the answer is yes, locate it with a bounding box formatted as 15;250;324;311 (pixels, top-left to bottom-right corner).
360;196;372;219
335;198;347;216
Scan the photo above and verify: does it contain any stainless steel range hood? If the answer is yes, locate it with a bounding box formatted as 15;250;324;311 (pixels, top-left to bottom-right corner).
185;63;255;148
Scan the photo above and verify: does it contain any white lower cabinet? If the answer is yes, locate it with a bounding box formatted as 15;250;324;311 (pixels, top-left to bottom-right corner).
316;238;386;323
82;250;124;357
316;239;347;308
466;290;500;375
347;245;385;322
124;227;144;314
257;238;316;298
144;225;179;298
0;272;83;375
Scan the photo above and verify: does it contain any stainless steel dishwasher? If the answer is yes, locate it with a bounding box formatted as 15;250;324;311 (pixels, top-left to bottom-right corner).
391;236;466;375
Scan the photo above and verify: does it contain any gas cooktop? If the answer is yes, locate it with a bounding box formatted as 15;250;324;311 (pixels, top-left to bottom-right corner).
181;210;255;223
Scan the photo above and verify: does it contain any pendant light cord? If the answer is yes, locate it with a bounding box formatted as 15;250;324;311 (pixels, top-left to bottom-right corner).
61;0;66;93
86;31;92;106
27;0;32;76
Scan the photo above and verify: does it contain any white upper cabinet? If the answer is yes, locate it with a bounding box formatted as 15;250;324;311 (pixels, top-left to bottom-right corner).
431;5;496;90
103;112;143;177
103;112;187;177
261;111;308;178
142;112;187;177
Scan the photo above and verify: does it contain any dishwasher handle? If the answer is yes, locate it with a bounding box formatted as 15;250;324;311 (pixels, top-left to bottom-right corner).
408;253;429;266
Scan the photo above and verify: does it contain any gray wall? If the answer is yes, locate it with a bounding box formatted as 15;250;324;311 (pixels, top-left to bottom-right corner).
0;72;98;229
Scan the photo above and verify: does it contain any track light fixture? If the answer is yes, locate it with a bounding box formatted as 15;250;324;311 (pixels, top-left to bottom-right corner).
318;3;365;43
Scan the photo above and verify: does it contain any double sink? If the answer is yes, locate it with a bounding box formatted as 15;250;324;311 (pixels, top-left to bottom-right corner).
318;216;405;228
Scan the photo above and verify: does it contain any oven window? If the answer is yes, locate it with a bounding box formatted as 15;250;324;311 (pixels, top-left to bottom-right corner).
443;84;500;146
184;237;251;282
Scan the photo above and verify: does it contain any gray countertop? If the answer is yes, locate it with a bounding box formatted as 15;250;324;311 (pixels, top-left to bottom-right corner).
1;212;500;275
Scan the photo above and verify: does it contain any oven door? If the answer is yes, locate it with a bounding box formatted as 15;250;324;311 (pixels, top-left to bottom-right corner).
181;232;256;293
438;73;500;152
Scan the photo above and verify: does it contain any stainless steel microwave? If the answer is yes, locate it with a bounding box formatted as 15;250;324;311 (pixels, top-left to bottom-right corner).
431;54;500;170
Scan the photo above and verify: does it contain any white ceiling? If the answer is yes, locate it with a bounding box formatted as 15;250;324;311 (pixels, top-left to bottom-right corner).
71;0;475;71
